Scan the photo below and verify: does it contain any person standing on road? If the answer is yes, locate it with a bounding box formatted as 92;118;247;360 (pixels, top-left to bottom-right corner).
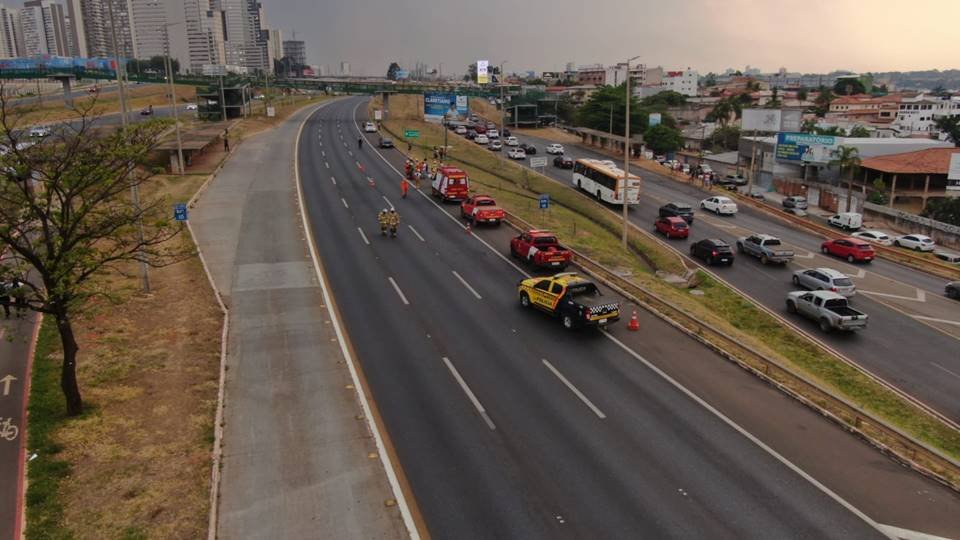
358;136;364;149
0;281;11;319
223;128;230;152
400;177;409;198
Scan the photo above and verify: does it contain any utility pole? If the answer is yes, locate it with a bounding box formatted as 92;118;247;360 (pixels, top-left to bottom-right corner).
746;129;758;196
163;23;185;175
622;55;640;249
219;73;227;121
499;61;507;139
609;103;613;134
108;0;149;293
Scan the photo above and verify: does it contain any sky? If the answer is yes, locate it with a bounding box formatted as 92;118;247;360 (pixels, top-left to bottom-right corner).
265;0;959;77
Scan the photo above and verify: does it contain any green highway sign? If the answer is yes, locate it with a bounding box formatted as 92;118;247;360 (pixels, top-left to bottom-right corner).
404;129;420;138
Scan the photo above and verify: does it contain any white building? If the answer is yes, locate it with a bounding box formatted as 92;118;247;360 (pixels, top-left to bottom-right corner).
0;5;22;58
660;68;699;96
20;0;75;57
893;95;960;136
79;0;137;59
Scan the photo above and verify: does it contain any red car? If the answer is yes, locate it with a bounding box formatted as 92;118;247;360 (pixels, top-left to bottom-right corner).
821;237;875;263
460;195;504;226
510;229;572;269
654;216;689;239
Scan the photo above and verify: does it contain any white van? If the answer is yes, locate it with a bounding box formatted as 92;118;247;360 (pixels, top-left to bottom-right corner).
828;212;863;231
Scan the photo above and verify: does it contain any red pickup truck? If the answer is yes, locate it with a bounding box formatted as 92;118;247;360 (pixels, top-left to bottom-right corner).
510;230;572;269
460;195;504;226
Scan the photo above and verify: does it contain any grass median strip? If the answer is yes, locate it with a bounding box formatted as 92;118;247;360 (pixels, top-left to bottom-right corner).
373;94;960;464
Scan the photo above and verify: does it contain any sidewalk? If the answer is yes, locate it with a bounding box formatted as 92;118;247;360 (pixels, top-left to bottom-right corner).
190;102;405;539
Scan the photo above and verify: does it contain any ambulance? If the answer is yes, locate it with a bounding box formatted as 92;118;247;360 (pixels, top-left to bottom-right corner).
430;166;470;202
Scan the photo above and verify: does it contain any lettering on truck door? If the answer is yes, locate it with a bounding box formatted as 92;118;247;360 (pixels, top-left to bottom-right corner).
549;282;565;311
532;279;557;309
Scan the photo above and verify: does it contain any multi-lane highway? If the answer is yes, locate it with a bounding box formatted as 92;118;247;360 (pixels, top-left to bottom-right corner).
295;96;960;538
497;129;960;423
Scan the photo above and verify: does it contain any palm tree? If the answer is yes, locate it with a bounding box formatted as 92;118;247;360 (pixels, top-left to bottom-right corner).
709;98;734;126
830;145;861;212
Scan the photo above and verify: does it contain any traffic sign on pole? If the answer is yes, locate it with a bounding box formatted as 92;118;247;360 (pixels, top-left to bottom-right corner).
530;156;548;168
404;129;420;138
173;203;188;221
539;194;550;209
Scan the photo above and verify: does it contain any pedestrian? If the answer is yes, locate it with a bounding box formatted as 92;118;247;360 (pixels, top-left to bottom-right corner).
358;137;364;149
0;281;10;319
407;141;412;152
223;128;230;152
400;177;409;198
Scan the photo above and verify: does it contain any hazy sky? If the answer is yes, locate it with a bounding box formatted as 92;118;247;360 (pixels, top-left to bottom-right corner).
267;0;958;76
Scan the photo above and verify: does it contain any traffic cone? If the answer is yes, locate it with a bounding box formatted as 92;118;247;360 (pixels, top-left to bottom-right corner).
465;222;472;234
627;309;640;331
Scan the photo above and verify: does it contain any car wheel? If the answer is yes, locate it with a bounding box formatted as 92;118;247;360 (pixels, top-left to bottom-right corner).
700;203;705;209
821;246;829;254
894;240;901;247
819;318;833;333
792;275;800;286
596;191;602;202
847;254;855;263
914;246;921;252
736;242;744;253
706;256;713;265
520;292;531;308
948;288;959;299
786;300;797;314
761;254;769;265
690;245;697;256
562;315;574;330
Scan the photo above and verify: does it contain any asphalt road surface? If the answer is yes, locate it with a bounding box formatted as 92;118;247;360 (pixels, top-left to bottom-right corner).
296;96;960;538
495;129;960;423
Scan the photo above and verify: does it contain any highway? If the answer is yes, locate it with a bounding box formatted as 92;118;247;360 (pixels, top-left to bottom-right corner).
497;129;960;423
296;96;960;538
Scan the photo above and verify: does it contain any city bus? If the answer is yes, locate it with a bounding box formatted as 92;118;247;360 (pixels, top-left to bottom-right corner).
571;159;641;205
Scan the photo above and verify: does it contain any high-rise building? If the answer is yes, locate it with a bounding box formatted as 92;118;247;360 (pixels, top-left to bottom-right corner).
0;5;21;58
339;61;350;76
64;0;86;57
282;39;304;66
261;26;280;71
21;0;72;56
218;0;266;72
80;0;137;59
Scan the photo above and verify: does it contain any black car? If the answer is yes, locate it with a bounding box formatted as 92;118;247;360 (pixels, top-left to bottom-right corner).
379;137;394;148
519;143;536;155
690;239;734;266
502;128;511;137
659;202;695;224
947;281;960;300
553;155;574;169
465;130;477;140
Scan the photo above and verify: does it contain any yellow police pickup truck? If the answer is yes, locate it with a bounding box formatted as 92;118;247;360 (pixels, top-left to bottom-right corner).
518;272;620;329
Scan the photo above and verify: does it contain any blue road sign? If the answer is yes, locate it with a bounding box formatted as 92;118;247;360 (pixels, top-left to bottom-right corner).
539;194;550;209
174;203;188;221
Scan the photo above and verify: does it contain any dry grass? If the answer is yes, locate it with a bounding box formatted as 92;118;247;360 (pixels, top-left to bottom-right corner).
10;84;197;126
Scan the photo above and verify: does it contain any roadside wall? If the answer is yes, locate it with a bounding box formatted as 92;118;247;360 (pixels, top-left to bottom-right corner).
863;202;960;249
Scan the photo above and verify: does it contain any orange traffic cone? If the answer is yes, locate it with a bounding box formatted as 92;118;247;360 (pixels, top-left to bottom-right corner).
627;309;640;331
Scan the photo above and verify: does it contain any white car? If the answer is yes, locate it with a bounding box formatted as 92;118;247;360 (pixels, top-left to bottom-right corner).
475;134;490;144
455;126;467;135
505;136;520;146
507;148;527;160
29;126;51;138
700;196;738;215
792;268;856;297
546;143;564;154
487;129;499;139
894;234;935;252
851;230;893;246
185;103;198;111
364;121;377;133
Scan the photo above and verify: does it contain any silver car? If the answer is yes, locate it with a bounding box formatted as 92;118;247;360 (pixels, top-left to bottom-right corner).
792;267;856;297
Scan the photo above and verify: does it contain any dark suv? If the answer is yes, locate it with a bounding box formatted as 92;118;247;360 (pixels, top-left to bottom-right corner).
659;202;695;224
690;239;734;266
519;143;537;155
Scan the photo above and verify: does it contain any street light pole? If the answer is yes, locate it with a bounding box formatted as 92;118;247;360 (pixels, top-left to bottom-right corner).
162;23;185;175
622;55;640;250
499;61;507;138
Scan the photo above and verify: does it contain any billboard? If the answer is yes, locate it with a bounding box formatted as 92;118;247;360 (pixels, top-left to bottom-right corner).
424;92;469;123
477;60;489;84
648;113;662;127
780;110;803;132
775;132;840;164
742;109;781;132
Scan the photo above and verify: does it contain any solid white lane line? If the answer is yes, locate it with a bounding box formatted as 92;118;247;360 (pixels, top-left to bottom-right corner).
330;176;336;185
341;198;349;209
382;195;394;209
388;277;410;305
408;225;425;242
452;270;482;300
358;227;370;245
913;315;960;326
602;333;886;535
321;150;325;157
325;162;330;169
930;362;960;380
348;150;354;157
294;105;419;540
542;359;606;419
876;524;953;540
442;357;496;430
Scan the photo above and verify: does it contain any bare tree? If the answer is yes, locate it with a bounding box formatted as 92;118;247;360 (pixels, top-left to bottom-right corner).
0;93;189;415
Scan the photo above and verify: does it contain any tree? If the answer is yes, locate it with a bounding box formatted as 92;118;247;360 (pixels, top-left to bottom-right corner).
704;125;741;152
463;63;477;82
868;178;888;204
935;116;960;146
643;124;683;154
848;125;871;138
801;118;817;133
575;84;644;135
921;198;960;226
706;96;742;126
829;145;861;212
796;88;809;101
0;97;188;415
813;87;834;117
386;62;401;81
765;87;781;109
703;73;717;87
833;78;866;96
640;91;686;108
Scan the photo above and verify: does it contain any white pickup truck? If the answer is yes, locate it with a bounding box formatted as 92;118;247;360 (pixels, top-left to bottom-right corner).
786;290;868;332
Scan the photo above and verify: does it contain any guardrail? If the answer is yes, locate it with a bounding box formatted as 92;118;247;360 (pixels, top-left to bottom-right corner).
500;208;960;493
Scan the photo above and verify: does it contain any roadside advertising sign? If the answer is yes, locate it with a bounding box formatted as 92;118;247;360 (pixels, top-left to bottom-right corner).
742;109;782;132
530;157;548;168
780;109;803;132
477;60;489;84
648;113;662;128
775;132;839;164
424;93;469;123
374;110;382;120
